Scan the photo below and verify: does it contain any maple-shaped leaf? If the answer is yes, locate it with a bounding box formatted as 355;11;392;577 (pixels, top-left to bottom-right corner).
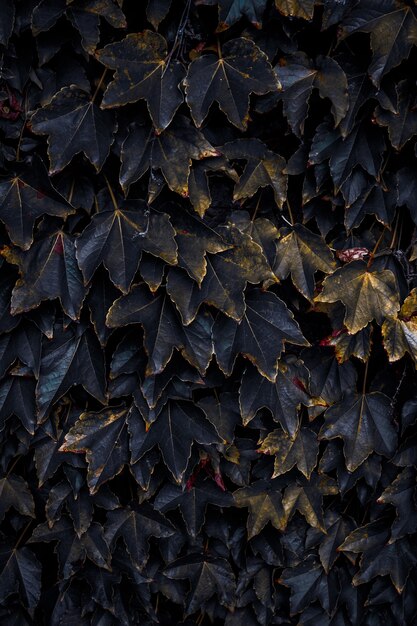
120;116;219;195
107;284;214;376
185;38;278;130
146;0;172;28
275;0;316;20
382;287;417;366
315;260;400;334
274;223;336;301
279;557;338;615
344;175;395;230
276;52;348;136
340;0;417;87
128;399;221;482
0;157;74;249
213;289;308;381
0;0;14;46
86;270;120;346
167;225;275;324
154;478;232;538
31;86;116;174
234;479;286;538
338;519;417;592
164;554;236;614
282;472;338;531
309;119;385;191
0;544;41;609
198;392;241;443
97;31;185;132
60;407;130;494
318;511;356;574
36;323;106;420
319;391;397;472
163;204;230;284
377;467;417;541
3;229;85;321
327;325;372;364
46;482;93;538
29;518;111;579
375;79;417;150
301;346;357;405
339;63;375;138
104;505;175;570
76;200;177;293
0;321;41;381
0;475;35;521
259;427;318;479
222;139;287;207
239;357;311;437
0;376;36;435
211;0;267;30
188;155;239;217
229;211;279;270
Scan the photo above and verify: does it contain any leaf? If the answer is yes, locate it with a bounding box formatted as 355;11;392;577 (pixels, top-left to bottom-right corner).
382;287;417;366
214;0;267;30
318;511;355;574
198;392;241;443
340;0;417;86
128;400;221;482
275;0;316;20
97;31;185;132
4;230;85;321
0;157;74;249
120;116;219;195
164;554;236;614
222;139;287;207
146;0;172;29
377;467;417;541
315;260;400;334
0;475;35;521
104;505;175;570
106;284;214;376
213;288;308;381
319;392;397;472
301;346;357;405
154;477;232;538
167;226;275;323
0;545;41;609
29;519;111;579
185;38;278;130
0;0;14;45
31;86;117;174
76;200;177;293
234;479;286;538
36;323;106;420
60;407;130;494
259;427;318;479
375;80;417;150
276;52;348;136
0;376;37;435
274;223;336;301
239;357;311;437
282;472;338;531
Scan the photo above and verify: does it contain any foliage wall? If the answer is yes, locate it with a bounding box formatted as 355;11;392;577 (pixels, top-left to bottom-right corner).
1;0;417;623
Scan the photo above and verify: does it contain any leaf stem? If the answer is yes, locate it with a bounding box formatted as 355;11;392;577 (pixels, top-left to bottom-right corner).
92;68;108;104
14;520;33;551
104;175;118;211
367;226;386;268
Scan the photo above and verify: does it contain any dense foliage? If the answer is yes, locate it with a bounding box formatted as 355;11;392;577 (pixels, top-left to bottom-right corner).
1;0;417;623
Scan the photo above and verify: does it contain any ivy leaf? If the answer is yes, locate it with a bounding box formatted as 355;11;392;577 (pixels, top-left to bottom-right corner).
274;223;336;301
276;52;348;136
382;287;417;366
97;31;185;132
377;467;417;541
0;0;14;45
222;139;287;207
239;357;311;437
104;505;175;570
198;392;241;443
106;284;214;376
4;230;85;321
318;511;356;574
301;346;357;405
185;38;278;130
0;475;35;521
120;116;219;196
375;80;417;150
164;554;236;614
282;472;338;531
76;201;177;293
36;323;106;420
60;407;130;494
279;558;338;615
319;392;397;472
258;427;318;479
214;0;268;31
315;260;400;334
275;0;316;20
0;545;41;609
234;479;286;538
0;376;37;435
0;157;74;250
128;400;221;482
31;86;117;174
154;478;232;538
340;0;417;87
213;289;308;381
